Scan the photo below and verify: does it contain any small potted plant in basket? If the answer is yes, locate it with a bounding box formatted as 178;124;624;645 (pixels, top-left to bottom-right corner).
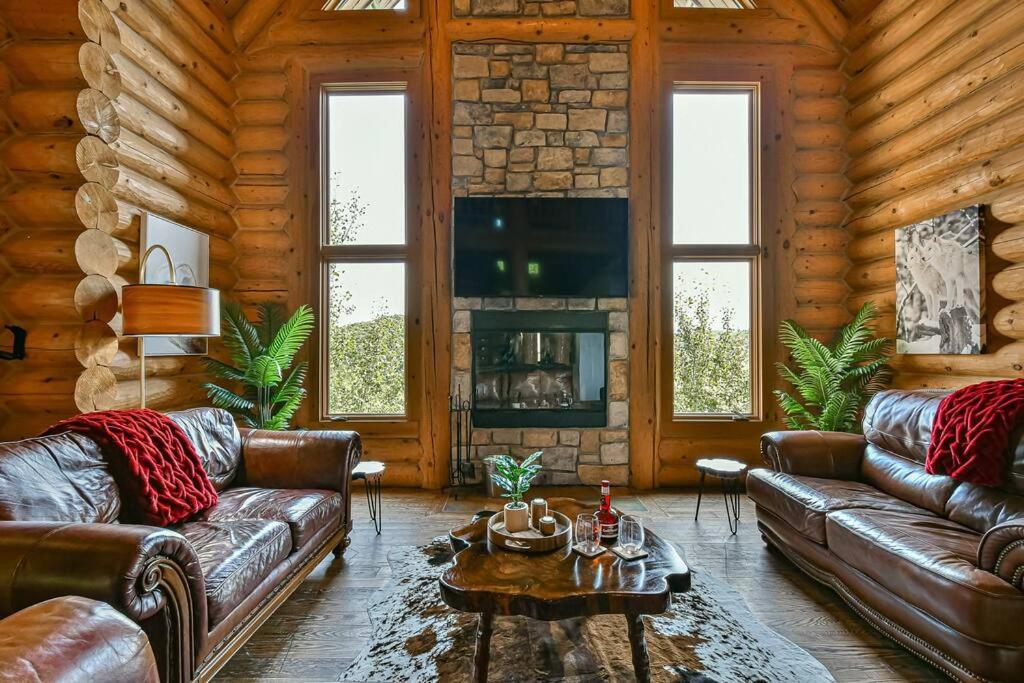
486;452;543;533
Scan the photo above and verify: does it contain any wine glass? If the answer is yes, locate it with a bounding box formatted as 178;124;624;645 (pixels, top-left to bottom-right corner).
620;515;645;555
575;513;599;553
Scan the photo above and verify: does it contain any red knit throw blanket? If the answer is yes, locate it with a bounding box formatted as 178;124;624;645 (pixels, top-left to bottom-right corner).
925;380;1024;487
44;409;218;526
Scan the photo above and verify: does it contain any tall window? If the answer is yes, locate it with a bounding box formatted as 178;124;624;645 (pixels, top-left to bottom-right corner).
320;85;407;418
671;85;760;418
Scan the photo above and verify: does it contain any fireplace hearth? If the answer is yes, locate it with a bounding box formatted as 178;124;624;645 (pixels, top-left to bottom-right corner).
471;311;608;428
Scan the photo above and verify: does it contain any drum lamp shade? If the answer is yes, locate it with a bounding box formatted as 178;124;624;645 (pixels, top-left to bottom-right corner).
122;284;220;337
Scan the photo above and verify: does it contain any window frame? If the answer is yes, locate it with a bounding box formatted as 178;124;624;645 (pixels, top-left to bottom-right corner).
312;78;418;424
663;80;765;423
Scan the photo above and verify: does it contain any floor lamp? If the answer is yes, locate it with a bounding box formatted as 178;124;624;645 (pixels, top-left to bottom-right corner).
122;245;220;409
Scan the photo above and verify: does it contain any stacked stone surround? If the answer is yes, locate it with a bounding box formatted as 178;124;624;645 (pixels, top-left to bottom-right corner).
450;41;631;486
454;0;628;18
452;42;629;198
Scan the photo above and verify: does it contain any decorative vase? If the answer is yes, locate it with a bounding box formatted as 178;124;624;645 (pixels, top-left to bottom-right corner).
504;502;530;533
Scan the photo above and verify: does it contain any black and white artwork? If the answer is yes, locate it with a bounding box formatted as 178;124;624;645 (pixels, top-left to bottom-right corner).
140;213;210;357
895;205;985;355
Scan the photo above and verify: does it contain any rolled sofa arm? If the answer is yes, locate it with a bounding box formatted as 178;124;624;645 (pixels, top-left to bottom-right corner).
978;522;1024;589
760;431;866;480
238;428;362;493
0;522;207;640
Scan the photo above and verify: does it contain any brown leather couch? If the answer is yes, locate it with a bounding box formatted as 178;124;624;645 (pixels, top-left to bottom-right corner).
750;389;1024;682
0;596;159;682
0;407;361;683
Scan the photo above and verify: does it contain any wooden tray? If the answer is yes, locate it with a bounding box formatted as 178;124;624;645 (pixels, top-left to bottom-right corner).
487;509;572;553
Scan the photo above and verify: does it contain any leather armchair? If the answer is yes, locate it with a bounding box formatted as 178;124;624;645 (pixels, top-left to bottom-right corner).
0;596;160;683
978;521;1024;589
760;430;866;480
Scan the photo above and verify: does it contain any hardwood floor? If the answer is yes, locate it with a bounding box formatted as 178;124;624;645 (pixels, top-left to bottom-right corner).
216;487;946;682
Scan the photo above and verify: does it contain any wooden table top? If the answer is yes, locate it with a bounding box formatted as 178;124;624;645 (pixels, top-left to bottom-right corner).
440;498;691;621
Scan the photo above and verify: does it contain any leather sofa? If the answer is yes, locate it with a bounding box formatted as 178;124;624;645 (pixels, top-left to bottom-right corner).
750;389;1024;682
0;407;361;683
0;596;159;682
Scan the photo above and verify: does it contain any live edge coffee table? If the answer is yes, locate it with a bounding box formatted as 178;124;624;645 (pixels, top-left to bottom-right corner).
440;498;691;683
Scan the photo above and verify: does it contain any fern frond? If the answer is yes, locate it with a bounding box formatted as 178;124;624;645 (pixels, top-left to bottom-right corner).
204;383;255;412
266;305;315;367
203;357;247;383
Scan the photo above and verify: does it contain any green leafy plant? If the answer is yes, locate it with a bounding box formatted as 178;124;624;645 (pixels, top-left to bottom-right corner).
203;302;315;430
775;301;893;433
486;452;543;507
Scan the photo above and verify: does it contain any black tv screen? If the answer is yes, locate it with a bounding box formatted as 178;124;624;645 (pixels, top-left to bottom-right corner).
454;197;628;297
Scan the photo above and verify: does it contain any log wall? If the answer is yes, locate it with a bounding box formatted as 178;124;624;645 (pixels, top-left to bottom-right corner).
0;0;88;437
844;0;1024;388
0;0;237;438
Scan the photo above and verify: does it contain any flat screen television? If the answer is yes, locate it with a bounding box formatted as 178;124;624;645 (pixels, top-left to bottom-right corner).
454;197;628;297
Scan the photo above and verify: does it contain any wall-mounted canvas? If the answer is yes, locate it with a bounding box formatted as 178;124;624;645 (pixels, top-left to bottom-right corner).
140;213;210;356
895;205;985;355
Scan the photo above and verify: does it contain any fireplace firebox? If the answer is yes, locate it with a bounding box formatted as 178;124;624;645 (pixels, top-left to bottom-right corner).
471;311;608;428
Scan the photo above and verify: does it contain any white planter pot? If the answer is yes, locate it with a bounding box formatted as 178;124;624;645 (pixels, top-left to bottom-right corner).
504;503;530;533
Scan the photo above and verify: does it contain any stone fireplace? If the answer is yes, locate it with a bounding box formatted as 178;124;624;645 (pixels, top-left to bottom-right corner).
451;40;630;486
472;310;610;428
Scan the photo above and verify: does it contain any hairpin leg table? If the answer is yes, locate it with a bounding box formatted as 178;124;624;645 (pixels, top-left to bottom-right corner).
694;458;748;535
352;461;385;535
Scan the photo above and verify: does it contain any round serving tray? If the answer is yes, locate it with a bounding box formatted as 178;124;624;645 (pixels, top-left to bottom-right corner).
487;509;572;553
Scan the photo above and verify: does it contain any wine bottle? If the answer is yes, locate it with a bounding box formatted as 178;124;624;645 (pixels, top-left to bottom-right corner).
596;479;619;542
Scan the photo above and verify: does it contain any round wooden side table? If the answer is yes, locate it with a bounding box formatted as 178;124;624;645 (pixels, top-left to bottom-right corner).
352;461;385;535
694;458;748;535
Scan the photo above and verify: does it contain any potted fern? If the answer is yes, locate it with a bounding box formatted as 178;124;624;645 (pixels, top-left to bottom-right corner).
203;301;315;430
775;302;893;433
486;452;543;533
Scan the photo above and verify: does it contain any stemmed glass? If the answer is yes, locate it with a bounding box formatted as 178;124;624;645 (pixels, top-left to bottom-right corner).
575;513;600;554
619;515;645;555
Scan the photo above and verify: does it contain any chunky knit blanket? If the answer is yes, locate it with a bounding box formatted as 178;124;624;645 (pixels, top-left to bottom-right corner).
925;380;1024;487
44;409;218;525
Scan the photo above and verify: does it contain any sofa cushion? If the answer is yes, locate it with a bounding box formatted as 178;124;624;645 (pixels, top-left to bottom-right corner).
202;487;342;550
0;432;120;523
167;408;241;491
747;469;933;544
178;520;292;626
860;391;961;514
827;509;1024;645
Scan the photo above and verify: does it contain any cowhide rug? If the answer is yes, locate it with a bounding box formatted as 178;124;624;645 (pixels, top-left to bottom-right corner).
341;538;835;683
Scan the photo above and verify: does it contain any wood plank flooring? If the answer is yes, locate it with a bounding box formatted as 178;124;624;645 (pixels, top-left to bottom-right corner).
216;487;946;682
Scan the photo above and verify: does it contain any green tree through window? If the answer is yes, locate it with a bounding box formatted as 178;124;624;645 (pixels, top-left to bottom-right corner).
673;272;751;415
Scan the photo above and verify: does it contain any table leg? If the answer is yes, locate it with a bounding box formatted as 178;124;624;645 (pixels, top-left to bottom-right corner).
473;611;493;683
626;613;651;683
694;470;706;521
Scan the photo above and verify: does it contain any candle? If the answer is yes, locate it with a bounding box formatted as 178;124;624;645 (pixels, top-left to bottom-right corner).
530;498;548;525
538;515;557;536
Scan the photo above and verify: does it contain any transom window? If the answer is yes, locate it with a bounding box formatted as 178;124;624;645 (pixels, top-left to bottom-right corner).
673;0;754;7
319;85;407;418
322;0;407;9
671;84;760;419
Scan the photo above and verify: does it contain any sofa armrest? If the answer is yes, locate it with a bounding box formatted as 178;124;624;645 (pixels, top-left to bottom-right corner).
0;596;159;683
238;428;362;494
760;431;866;480
978;522;1024;589
0;522;207;640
